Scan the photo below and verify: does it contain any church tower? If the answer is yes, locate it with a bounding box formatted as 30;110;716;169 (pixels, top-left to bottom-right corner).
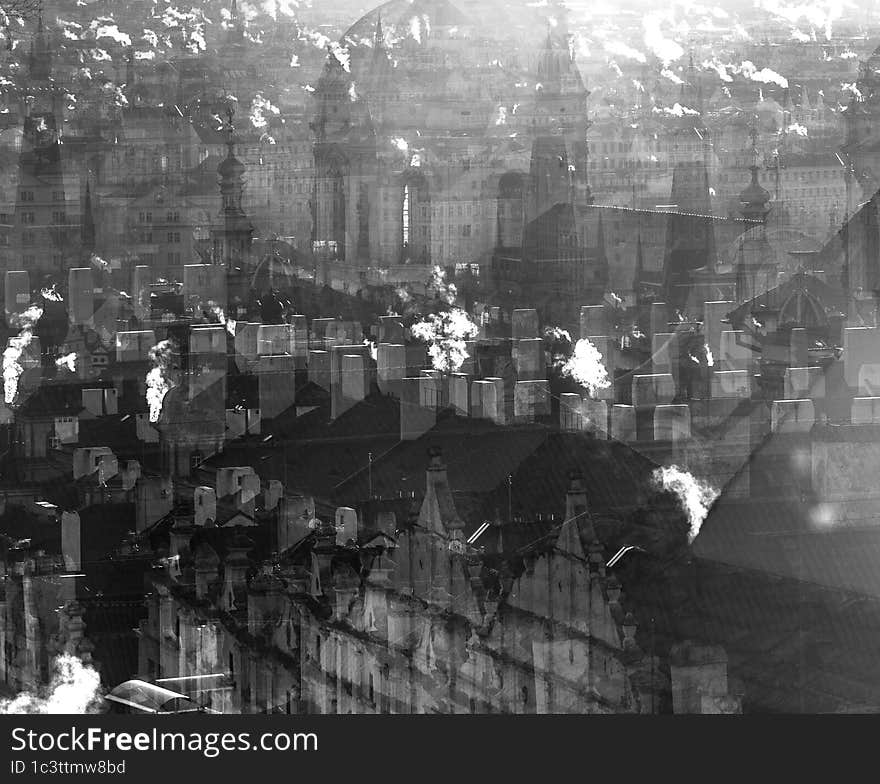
526;26;591;220
735;135;775;303
212;107;253;280
660;56;716;317
13;11;74;279
310;45;377;264
842;44;880;198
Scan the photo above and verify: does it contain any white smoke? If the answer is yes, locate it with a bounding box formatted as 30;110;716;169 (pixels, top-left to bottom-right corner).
0;654;102;714
146;340;177;423
429;266;457;306
363;338;378;361
249;93;280;130
56;353;77;373
560;338;611;395
41;285;63;302
739;60;788;88
411;309;480;373
4;304;43;405
660;68;685;85
605;40;646;63
652;465;718;542
544;326;572;343
654;102;700;117
207;301;236;336
643;12;684;66
94;24;131;46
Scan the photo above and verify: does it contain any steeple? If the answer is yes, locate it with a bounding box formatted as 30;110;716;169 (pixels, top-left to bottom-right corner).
213;105;253;270
28;5;52;82
536;24;563;96
81;180;95;257
633;232;645;301
225;0;245;47
125;45;135;88
373;12;385;50
740;127;770;224
418;448;465;535
564;471;594;543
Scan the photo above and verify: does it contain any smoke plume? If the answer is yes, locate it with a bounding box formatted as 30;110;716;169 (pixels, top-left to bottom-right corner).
146;339;178;423
3;304;44;405
652;465;719;542
0;654;102;714
560;338;611;396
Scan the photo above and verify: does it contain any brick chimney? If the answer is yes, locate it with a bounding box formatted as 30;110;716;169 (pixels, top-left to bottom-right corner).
194;486;217;526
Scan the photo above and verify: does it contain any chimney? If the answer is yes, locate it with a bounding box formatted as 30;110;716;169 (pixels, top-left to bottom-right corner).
82;388;103;416
97;452;118;485
216;466;258;502
135;413;159;443
194;486;217;526
73;446;115;480
263;479;283;511
61;511;81;572
103;388;118;415
246;407;261;435
335;506;358;546
226;408;246;440
341;353;368;406
400;377;436;440
121;460;141;491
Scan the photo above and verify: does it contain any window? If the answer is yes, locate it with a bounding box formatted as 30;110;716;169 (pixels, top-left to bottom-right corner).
20;190;33;202
52;211;66;224
21;212;34;224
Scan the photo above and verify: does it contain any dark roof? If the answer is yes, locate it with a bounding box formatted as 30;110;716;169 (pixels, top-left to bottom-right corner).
336;411;662;524
17;382;86;418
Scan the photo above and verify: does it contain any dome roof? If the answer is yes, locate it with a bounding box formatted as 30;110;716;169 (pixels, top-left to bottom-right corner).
218;146;245;179
740;165;770;220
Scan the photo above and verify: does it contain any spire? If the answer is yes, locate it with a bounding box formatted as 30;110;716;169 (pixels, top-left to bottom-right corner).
418;448;464;534
125;45;135;88
633;231;645;299
564;471;594;543
81;180;95;256
740;124;770;223
28;3;52;81
374;12;385;50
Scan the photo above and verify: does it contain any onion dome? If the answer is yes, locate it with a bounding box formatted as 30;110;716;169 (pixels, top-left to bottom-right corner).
739;165;770;223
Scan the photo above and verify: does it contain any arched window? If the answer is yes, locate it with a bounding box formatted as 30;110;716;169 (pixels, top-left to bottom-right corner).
401;173;430;263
